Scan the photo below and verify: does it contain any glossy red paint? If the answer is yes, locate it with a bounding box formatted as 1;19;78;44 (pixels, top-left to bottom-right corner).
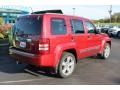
10;13;111;68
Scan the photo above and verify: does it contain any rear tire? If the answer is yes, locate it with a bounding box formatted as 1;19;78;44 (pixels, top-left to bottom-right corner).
97;43;111;59
57;52;76;78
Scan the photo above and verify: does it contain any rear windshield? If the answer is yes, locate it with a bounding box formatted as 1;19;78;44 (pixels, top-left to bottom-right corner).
13;16;42;35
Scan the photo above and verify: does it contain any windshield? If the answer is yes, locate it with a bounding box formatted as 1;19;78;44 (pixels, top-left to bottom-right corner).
13;16;42;35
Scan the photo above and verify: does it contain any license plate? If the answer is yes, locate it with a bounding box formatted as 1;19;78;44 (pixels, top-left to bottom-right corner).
20;42;26;48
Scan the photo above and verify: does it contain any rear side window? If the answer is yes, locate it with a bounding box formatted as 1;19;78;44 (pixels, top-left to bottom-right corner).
51;18;67;35
70;19;84;34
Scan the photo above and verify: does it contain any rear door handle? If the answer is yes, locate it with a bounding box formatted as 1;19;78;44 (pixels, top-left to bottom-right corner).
71;37;75;41
88;35;92;38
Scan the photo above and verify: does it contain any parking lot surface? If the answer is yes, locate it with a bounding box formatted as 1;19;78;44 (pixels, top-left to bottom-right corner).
0;38;120;85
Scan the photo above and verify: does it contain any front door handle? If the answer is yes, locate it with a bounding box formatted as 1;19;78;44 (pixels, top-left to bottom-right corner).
88;35;92;39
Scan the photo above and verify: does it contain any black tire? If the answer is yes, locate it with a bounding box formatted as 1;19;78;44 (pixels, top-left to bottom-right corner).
57;52;76;78
117;32;120;38
97;43;111;59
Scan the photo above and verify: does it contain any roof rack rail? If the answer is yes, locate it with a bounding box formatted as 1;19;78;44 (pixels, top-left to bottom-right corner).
31;9;63;14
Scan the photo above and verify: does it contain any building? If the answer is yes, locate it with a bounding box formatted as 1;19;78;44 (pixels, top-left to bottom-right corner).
0;6;30;24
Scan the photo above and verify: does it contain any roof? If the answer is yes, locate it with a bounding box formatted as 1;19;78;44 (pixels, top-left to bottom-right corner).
19;11;89;21
45;13;89;20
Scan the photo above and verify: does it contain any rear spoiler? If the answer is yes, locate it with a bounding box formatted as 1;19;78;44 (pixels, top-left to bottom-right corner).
31;10;63;14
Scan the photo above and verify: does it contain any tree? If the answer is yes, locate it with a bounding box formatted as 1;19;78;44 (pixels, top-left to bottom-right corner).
0;17;4;25
94;12;120;23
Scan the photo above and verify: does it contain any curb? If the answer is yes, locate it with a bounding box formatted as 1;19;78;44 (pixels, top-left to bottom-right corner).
0;42;9;55
0;43;9;46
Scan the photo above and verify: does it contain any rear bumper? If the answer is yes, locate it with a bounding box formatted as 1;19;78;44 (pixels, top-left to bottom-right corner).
10;48;55;67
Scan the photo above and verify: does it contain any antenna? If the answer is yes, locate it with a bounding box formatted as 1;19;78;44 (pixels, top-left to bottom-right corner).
73;8;75;15
108;5;112;23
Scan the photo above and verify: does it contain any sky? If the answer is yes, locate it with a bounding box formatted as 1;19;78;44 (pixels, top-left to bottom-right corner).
30;5;120;20
0;0;120;20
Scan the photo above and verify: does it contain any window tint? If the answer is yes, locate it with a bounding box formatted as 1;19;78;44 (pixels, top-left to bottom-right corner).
85;21;95;33
13;17;42;35
51;18;66;35
70;19;84;34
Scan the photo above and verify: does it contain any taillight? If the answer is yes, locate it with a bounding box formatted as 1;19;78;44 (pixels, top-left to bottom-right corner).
39;38;50;54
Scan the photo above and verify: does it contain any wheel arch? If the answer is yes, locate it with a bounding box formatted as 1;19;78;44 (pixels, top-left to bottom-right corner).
106;41;111;48
63;48;78;63
99;39;111;54
54;48;78;74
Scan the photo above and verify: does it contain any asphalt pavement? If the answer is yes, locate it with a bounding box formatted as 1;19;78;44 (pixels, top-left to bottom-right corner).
0;38;120;85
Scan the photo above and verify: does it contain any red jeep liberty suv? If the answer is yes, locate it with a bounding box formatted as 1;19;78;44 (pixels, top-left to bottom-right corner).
10;10;111;78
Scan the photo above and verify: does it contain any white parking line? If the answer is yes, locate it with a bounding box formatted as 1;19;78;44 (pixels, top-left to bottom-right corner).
0;78;53;84
24;69;41;76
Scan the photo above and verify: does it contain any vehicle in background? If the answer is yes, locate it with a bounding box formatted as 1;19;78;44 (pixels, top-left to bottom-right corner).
108;25;120;38
101;25;114;34
95;25;102;33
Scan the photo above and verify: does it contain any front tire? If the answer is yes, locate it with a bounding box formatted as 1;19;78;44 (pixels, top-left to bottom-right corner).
97;43;111;59
57;52;76;78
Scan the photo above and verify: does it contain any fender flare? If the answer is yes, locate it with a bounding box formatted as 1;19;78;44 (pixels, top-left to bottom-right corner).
99;39;111;54
53;42;77;73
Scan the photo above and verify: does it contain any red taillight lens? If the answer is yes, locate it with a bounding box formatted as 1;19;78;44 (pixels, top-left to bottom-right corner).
39;38;50;54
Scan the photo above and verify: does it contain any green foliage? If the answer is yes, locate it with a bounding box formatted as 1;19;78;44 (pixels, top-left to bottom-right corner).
8;29;13;45
0;24;11;39
0;17;4;25
94;12;120;23
0;33;4;39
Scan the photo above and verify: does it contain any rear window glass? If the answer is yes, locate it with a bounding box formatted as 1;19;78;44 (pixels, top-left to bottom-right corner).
51;18;67;35
13;16;42;35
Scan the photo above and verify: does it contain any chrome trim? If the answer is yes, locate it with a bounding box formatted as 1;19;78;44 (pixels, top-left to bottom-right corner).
9;48;35;57
80;45;101;53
